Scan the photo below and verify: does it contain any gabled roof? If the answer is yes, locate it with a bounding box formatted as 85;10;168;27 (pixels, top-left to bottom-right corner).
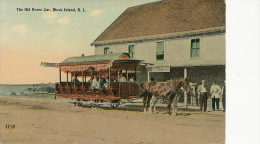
58;53;143;72
92;0;225;45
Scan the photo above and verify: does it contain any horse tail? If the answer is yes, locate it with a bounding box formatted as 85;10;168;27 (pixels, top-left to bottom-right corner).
136;82;146;89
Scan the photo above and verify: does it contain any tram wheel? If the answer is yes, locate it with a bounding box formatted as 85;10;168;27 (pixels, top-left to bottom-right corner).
110;104;119;108
110;100;120;108
90;104;99;109
157;98;164;104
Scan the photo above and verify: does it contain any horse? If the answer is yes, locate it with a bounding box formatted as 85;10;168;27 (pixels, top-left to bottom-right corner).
142;78;191;115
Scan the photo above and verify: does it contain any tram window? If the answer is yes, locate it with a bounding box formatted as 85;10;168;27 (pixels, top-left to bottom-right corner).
104;47;109;55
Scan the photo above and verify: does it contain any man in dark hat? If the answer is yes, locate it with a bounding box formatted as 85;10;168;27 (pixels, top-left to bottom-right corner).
197;80;208;112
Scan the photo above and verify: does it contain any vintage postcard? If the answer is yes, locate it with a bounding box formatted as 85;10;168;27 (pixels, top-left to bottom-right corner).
0;0;258;144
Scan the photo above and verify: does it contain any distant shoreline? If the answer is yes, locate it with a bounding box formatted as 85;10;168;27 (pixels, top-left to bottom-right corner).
0;83;55;86
0;84;55;96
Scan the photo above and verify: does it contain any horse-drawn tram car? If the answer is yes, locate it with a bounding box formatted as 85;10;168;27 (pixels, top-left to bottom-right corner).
55;53;142;107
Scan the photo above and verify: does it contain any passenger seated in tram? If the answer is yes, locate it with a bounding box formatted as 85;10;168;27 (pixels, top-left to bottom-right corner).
110;73;117;82
118;74;127;82
129;76;135;82
105;76;109;83
104;76;110;89
88;76;93;83
90;75;100;89
99;73;107;89
72;76;80;83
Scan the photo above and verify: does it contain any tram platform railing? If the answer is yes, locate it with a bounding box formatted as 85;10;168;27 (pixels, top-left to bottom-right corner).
55;82;139;101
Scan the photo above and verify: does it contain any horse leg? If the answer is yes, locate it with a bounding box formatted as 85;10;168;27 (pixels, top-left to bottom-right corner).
143;91;152;113
172;94;179;116
150;96;158;114
153;97;158;113
146;93;152;113
143;94;147;113
167;93;174;115
149;96;155;114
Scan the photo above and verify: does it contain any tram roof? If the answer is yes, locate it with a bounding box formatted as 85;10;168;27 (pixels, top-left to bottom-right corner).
60;53;141;65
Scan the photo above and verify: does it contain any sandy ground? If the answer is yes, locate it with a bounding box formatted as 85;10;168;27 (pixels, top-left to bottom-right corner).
0;96;225;144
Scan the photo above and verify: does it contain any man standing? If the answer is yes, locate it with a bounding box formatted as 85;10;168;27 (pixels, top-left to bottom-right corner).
221;80;226;112
189;82;197;106
210;81;222;111
197;80;208;112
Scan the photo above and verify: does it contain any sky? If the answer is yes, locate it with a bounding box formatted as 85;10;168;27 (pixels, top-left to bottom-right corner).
0;0;159;84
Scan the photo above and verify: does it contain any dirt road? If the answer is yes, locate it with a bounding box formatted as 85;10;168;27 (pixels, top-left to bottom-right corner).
0;97;225;144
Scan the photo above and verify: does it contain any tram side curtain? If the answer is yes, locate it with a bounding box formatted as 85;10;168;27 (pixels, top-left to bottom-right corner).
59;64;109;72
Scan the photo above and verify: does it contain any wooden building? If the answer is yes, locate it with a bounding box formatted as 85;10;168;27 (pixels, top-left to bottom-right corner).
91;0;226;90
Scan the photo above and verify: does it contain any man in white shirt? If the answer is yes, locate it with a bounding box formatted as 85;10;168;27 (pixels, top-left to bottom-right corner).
197;80;208;112
189;82;197;106
221;80;226;112
118;74;127;82
210;81;222;111
90;75;100;89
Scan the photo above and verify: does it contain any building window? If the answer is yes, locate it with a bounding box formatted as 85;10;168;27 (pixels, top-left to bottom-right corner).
156;41;164;60
104;47;109;55
190;39;200;58
128;45;135;58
